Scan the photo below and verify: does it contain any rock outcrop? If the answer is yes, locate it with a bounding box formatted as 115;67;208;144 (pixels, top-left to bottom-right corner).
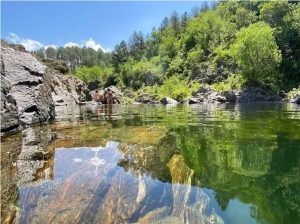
50;70;91;106
91;85;123;104
1;43;91;135
189;86;282;104
1;42;55;133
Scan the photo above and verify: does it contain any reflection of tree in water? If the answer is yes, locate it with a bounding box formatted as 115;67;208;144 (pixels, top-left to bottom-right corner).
165;125;300;224
117;132;225;224
114;116;299;223
270;132;300;221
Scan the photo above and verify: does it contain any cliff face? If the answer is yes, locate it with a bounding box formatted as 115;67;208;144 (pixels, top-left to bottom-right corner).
50;69;90;106
1;42;91;135
1;42;55;133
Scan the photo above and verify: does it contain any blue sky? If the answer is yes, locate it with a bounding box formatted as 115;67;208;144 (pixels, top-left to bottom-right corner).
2;1;204;51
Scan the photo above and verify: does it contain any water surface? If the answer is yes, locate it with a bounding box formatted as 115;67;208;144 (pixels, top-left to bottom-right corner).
1;103;300;224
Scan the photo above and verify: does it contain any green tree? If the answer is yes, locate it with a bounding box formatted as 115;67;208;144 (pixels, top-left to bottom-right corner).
169;11;181;36
112;41;129;72
229;22;282;85
260;0;291;28
128;31;145;60
45;47;56;59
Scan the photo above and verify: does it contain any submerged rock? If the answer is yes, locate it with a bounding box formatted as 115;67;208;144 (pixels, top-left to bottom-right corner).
1;42;55;134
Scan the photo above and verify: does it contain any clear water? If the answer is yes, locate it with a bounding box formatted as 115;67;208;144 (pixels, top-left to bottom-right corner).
1;103;300;224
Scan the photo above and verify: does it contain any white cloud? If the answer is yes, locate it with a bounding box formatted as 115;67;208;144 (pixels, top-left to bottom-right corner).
44;44;57;49
21;40;43;52
6;33;108;52
64;42;80;48
64;38;108;52
6;33;43;51
7;33;20;43
84;38;103;51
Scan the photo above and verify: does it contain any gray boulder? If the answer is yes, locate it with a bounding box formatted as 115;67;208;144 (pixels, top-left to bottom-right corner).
1;42;55;134
222;90;237;103
188;97;199;104
50;71;91;106
136;93;158;104
91;85;123;104
161;97;178;105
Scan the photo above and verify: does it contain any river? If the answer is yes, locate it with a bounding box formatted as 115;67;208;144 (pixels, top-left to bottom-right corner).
1;103;300;224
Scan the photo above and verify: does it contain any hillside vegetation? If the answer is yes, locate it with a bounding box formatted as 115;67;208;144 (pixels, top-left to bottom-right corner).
34;0;300;98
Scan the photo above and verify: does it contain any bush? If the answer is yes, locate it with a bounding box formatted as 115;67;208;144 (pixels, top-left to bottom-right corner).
157;76;191;101
211;74;246;92
74;65;114;87
42;59;69;74
229;22;281;85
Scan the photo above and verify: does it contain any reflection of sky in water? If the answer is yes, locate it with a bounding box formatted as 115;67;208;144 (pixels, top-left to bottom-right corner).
205;189;258;224
20;142;262;224
54;141;123;180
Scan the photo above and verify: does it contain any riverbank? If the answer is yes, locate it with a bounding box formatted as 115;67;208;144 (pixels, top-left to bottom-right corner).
1;42;300;136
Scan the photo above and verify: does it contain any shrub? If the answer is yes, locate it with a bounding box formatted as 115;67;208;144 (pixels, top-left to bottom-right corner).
74;65;114;87
157;76;191;101
229;22;281;85
211;74;246;92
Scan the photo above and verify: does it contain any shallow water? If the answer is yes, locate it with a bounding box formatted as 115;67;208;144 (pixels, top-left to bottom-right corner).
1;103;300;224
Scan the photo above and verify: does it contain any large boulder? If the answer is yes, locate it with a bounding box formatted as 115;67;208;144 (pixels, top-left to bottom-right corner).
191;86;225;103
188;97;200;104
50;70;91;106
136;93;158;104
91;86;123;104
1;42;55;134
160;97;178;105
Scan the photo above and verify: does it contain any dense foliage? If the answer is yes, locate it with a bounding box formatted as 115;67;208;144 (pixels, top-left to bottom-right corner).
38;0;300;96
33;46;111;70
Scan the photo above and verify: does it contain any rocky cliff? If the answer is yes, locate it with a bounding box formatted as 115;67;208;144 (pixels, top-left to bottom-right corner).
1;42;55;133
1;42;90;135
49;69;90;106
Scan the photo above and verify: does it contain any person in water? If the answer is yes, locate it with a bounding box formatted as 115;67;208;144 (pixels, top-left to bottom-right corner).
93;90;102;103
106;88;114;105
